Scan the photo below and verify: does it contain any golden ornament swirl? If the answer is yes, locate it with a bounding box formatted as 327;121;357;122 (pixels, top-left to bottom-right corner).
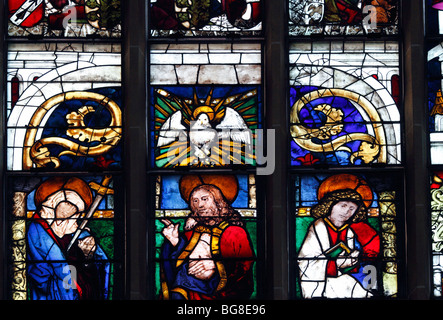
23;91;122;169
290;88;387;164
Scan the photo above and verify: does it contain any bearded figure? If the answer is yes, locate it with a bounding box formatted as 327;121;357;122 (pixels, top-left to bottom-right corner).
159;175;255;300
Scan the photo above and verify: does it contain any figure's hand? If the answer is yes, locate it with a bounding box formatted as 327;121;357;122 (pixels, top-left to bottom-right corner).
184;217;197;230
78;236;96;259
188;259;216;280
337;250;359;269
161;219;180;247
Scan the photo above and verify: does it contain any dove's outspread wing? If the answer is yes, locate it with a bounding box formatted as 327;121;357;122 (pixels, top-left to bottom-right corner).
157;110;187;147
216;107;252;145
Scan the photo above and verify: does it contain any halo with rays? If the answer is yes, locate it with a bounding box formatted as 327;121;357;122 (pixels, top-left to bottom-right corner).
153;86;261;168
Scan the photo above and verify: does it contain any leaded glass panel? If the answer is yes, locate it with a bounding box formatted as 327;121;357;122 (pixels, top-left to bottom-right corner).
7;0;121;38
427;41;443;165
150;85;263;168
427;0;443;299
291;172;402;299
149;0;262;37
6;42;123;171
148;0;263;301
149;43;263;168
150;43;262;85
153;173;258;299
288;0;399;36
8;174;124;300
289;40;401;166
426;0;443;36
431;171;443;297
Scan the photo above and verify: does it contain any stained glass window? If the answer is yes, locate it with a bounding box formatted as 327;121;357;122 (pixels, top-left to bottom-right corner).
288;0;399;36
6;42;122;171
148;0;264;300
149;42;263;168
426;0;443;36
288;0;403;300
427;41;443;166
8;174;124;300
5;1;124;300
430;171;443;296
150;85;263;168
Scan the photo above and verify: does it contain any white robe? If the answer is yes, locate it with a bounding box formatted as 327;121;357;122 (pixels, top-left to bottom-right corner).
297;218;373;299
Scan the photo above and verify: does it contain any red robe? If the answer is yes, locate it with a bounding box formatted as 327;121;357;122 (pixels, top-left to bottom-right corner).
325;220;380;277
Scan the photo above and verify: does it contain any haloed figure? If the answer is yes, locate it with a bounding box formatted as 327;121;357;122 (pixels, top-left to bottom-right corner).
160;183;255;300
27;177;110;300
297;188;380;299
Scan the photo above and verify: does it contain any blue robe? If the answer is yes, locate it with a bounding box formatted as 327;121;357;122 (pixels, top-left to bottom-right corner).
27;221;110;300
161;235;221;299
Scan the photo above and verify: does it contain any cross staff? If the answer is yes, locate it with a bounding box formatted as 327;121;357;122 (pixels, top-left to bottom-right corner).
67;175;114;252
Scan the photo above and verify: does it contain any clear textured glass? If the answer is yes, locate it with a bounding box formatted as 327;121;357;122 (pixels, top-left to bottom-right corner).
150;43;262;85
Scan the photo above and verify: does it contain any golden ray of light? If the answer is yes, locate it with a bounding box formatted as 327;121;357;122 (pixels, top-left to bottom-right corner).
163;146;192;167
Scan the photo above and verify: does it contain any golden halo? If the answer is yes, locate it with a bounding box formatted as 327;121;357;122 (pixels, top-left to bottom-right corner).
179;174;239;204
193;106;215;121
317;174;373;208
35;176;93;210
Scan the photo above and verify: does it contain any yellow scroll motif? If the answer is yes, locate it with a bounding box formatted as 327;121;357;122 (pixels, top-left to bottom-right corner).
290;88;387;164
23;91;122;170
